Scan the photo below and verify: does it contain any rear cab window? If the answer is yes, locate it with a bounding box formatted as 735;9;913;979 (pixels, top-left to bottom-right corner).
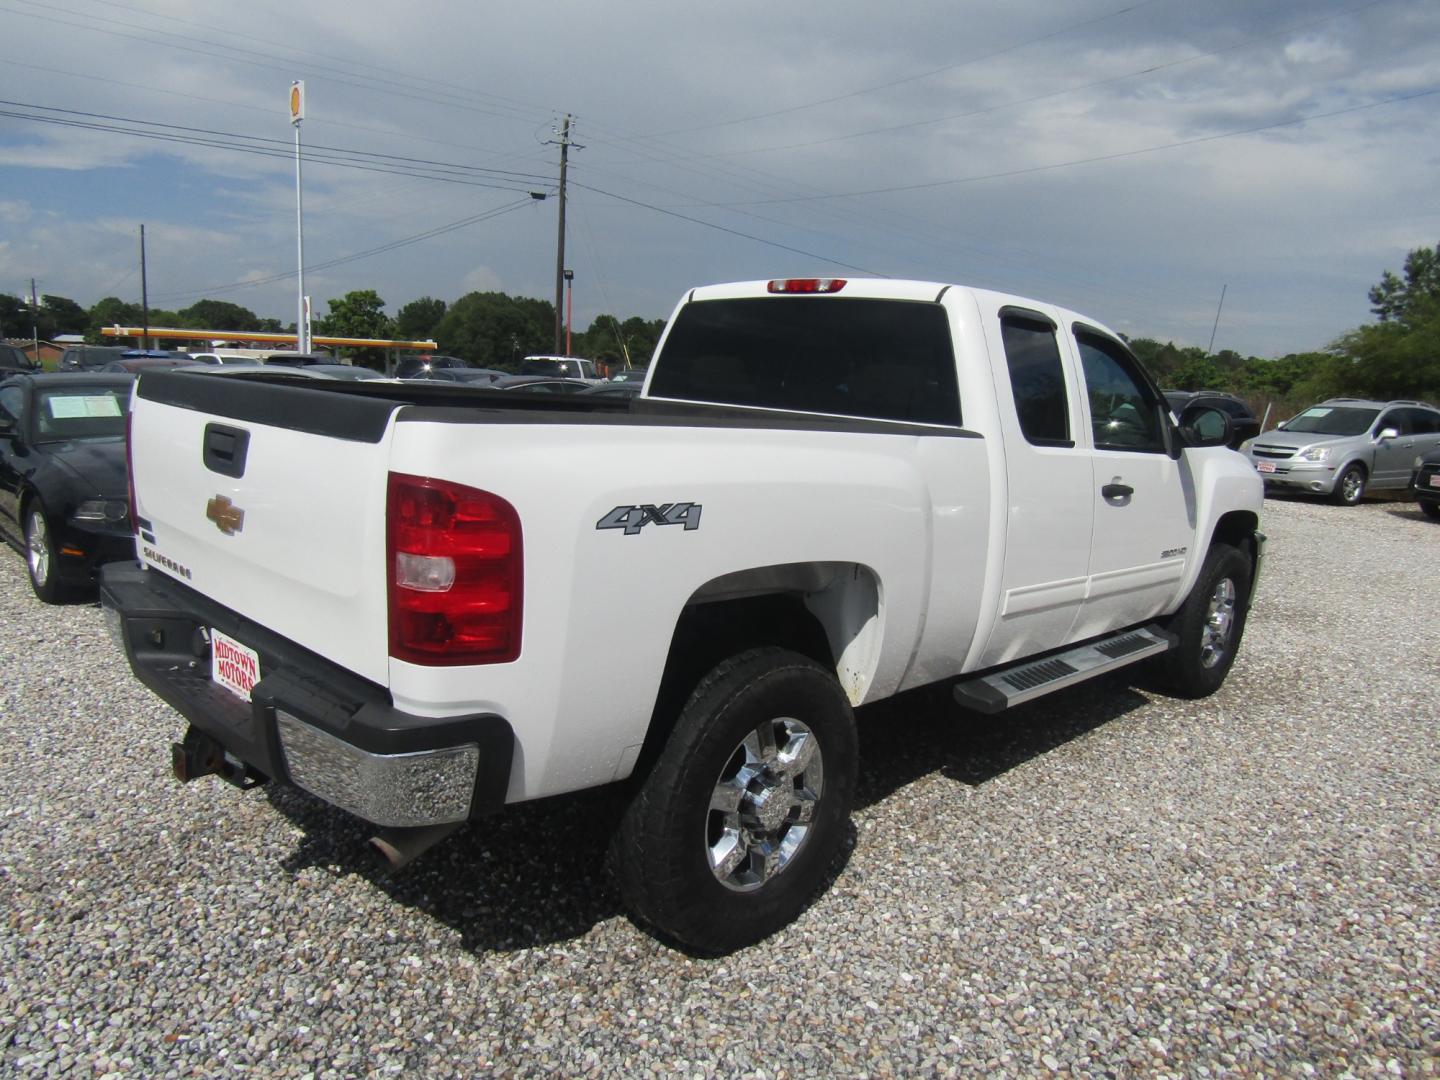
647;297;961;426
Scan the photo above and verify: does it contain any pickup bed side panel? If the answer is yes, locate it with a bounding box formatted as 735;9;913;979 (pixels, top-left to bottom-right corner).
385;419;991;801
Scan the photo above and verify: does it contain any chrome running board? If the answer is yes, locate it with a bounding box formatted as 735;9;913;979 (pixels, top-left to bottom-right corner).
953;625;1174;714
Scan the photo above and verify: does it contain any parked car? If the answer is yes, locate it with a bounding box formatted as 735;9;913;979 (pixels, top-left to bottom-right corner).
0;372;136;602
405;367;507;385
58;345;129;371
1412;446;1440;520
579;381;642;399
102;356;195;374
519;355;601;382
259;353;332;367
187;353;262;366
395;354;471;379
1242;397;1440;505
1162;391;1258;450
492;375;590;394
2;343;36;373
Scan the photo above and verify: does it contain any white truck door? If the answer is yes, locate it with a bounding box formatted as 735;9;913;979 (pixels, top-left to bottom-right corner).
975;305;1094;667
1067;327;1193;640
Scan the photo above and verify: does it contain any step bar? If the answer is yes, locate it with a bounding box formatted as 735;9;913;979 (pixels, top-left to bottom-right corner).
952;625;1175;714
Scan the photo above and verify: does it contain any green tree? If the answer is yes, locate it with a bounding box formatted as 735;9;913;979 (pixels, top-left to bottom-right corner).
1368;243;1440;323
315;290;393;365
176;299;265;332
1331;303;1440;401
1;293;32;338
86;297;143;343
41;295;88;335
435;292;553;368
394;297;447;342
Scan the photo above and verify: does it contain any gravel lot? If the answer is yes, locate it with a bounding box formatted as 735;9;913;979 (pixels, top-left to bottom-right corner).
1;495;1437;1078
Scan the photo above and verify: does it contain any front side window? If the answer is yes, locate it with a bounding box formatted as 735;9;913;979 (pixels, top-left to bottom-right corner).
1075;331;1165;452
648;297;961;426
1000;311;1070;446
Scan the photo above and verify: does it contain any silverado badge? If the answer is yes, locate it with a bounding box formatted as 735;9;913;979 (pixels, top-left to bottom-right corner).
206;495;245;536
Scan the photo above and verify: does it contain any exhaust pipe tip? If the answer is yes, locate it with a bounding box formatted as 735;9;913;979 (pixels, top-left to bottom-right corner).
368;821;464;873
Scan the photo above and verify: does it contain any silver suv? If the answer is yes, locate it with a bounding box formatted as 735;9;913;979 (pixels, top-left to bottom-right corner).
1243;397;1440;505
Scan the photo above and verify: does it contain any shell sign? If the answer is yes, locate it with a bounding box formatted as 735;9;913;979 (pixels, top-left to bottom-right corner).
289;81;305;125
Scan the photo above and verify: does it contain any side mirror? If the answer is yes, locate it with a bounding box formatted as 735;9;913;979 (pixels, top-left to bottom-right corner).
1377;427;1400;442
1178;402;1233;449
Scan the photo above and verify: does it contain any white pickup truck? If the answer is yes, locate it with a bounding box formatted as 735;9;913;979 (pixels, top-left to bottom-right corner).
102;277;1265;953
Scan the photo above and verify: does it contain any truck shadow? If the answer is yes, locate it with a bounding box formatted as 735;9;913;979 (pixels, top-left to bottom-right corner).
264;673;1151;955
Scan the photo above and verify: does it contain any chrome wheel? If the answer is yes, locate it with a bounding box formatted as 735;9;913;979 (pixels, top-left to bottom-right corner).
1200;577;1237;669
707;716;824;892
26;510;51;588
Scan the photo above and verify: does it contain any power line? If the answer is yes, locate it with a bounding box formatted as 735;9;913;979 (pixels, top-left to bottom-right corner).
674;0;1391;161
644;0;1167;137
701;85;1440;207
569;181;888;276
150;197;536;304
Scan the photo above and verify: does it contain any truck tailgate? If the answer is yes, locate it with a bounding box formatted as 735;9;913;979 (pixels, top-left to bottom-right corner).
129;372;400;685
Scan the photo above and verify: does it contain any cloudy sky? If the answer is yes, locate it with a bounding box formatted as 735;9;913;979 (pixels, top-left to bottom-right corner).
2;0;1437;358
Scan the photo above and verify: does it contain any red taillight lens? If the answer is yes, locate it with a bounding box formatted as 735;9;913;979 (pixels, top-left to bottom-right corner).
124;411;138;529
387;473;523;665
767;278;847;294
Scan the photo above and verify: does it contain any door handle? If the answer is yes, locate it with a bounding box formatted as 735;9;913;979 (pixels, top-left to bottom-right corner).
1102;483;1133;502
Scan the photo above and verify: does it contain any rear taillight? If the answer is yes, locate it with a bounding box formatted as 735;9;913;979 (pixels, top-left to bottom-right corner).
767;278;847;294
387;473;523;666
124;411;138;530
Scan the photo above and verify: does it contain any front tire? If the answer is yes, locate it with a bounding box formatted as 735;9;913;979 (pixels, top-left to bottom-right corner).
611;647;858;954
1419;500;1440;520
1331;464;1366;506
24;502;64;604
1157;543;1252;699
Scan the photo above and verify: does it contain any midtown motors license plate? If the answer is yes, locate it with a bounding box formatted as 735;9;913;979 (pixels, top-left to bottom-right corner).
1255;461;1276;474
211;628;261;702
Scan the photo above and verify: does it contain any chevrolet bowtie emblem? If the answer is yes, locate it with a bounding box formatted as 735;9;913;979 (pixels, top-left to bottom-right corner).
206;495;245;536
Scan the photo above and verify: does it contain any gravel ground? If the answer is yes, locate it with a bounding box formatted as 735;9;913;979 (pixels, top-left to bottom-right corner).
1;495;1437;1078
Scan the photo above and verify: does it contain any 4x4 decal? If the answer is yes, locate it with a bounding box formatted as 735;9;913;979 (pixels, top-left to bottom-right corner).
597;502;702;536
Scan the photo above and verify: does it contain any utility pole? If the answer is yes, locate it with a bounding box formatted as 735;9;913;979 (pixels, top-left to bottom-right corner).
29;278;40;366
549;115;582;354
1207;284;1227;355
139;225;150;349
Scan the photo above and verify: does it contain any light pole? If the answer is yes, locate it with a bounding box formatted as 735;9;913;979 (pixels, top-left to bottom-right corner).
290;81;309;353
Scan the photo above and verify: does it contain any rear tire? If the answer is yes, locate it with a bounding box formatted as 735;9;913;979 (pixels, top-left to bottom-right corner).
1419;500;1440;520
1331;464;1366;506
610;647;857;955
24;502;64;604
1157;543;1251;699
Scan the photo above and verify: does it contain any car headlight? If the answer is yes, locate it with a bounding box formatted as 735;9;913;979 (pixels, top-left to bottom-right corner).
72;498;130;524
1299;446;1330;462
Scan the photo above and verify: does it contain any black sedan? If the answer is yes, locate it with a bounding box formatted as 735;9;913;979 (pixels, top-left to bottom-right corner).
1413;446;1440;520
0;373;136;602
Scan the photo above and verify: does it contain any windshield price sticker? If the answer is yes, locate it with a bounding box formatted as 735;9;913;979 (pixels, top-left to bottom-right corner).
47;394;123;419
212;628;261;702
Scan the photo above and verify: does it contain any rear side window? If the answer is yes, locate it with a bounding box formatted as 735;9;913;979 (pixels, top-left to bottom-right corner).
1000;310;1071;446
648;297;961;426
